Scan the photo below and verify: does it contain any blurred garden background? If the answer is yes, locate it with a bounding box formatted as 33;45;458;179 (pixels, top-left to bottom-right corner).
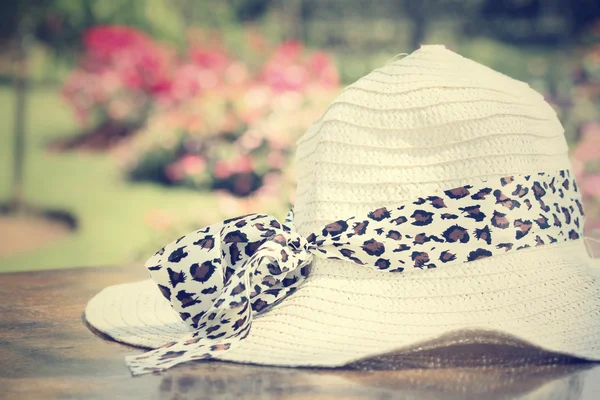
0;0;599;272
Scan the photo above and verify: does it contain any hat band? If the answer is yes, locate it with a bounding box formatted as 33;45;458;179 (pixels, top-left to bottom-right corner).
125;169;584;375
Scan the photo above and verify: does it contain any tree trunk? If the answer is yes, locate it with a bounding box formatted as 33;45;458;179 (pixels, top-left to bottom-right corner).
9;26;30;214
404;0;428;50
282;0;303;41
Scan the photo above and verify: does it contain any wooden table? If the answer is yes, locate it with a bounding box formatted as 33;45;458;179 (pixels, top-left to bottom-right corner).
1;264;599;400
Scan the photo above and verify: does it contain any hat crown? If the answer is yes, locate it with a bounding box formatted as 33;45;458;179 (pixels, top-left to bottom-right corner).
292;45;572;236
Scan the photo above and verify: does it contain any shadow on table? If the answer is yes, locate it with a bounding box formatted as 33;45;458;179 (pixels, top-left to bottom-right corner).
155;362;594;400
85;315;598;400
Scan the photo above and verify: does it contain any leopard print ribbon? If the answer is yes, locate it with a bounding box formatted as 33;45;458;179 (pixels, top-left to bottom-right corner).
125;169;584;375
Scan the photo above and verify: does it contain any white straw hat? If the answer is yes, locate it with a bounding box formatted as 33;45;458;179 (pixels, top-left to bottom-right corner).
85;44;600;375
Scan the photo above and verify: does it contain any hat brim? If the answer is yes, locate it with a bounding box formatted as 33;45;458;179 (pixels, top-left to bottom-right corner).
85;239;600;368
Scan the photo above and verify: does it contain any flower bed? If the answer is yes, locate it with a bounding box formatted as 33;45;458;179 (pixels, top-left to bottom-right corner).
61;25;339;206
58;26;177;149
121;34;340;207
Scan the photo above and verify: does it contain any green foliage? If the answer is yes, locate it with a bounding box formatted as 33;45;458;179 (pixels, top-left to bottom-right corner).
0;86;218;272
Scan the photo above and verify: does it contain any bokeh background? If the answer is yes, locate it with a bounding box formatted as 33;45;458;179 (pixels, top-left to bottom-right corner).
0;0;599;272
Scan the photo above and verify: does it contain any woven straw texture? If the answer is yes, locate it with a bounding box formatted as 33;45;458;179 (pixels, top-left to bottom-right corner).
85;45;600;367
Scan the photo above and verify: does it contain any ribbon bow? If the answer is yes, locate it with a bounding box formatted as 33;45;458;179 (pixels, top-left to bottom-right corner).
125;169;584;375
125;210;332;375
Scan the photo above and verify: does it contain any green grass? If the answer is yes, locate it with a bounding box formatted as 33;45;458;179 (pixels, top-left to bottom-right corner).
0;85;218;272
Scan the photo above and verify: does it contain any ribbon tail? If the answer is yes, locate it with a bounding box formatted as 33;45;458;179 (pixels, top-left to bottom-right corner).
125;311;253;376
125;267;256;376
124;334;235;376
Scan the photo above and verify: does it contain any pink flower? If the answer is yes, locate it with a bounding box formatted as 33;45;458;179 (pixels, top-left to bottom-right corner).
259;41;309;93
272;41;304;62
188;46;230;70
306;51;339;88
261;63;308;93
165;47;232;105
571;156;586;182
573;122;600;163
161;45;232;104
237;130;264;151
214;160;231;179
165;64;204;103
119;30;341;200
582;174;600;197
63;25;178;124
148;77;173;97
267;151;286;169
258;40;340;94
231;155;254;174
180;154;206;175
83;25;153;63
